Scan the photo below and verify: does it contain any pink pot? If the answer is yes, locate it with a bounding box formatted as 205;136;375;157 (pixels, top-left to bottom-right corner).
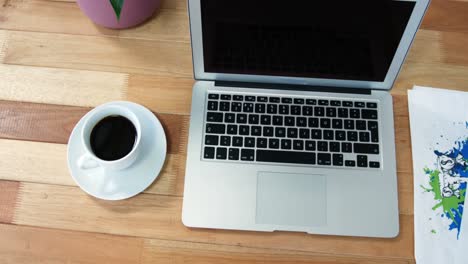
77;0;161;29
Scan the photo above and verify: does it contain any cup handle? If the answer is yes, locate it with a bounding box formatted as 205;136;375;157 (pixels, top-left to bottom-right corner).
78;154;100;170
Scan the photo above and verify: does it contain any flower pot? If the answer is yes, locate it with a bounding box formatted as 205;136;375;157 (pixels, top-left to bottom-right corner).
77;0;161;29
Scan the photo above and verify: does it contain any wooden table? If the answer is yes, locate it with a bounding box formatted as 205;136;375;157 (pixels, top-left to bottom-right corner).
0;0;467;263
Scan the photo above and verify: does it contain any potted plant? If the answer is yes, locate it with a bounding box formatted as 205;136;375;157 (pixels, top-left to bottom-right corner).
77;0;161;29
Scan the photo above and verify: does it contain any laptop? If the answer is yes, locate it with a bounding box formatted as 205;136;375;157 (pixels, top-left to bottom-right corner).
183;0;430;238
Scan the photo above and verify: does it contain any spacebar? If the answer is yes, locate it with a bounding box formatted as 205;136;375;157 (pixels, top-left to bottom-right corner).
256;150;316;165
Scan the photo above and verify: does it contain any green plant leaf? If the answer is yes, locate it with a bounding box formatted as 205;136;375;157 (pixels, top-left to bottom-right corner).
109;0;125;20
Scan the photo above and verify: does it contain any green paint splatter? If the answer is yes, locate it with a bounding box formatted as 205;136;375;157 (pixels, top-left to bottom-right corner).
431;229;437;234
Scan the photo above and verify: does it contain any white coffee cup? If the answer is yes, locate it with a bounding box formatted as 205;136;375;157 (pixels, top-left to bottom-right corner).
79;104;142;171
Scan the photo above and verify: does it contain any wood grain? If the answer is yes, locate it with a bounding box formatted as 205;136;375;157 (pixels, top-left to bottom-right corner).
0;181;20;223
421;0;468;33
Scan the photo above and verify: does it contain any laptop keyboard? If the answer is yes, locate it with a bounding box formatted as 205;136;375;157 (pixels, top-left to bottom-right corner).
203;93;381;169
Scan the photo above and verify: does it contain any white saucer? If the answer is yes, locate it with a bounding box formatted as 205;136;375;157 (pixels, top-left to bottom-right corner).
67;101;167;200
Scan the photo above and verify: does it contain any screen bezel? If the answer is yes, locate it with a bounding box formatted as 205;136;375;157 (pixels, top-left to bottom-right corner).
188;0;430;90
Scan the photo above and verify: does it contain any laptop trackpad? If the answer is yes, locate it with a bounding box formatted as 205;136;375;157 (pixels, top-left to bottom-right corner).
256;172;327;227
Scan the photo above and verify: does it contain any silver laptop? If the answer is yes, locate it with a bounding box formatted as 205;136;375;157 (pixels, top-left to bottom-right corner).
183;0;429;238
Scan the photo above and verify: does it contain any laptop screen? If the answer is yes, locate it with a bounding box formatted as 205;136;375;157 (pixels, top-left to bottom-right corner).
200;0;416;82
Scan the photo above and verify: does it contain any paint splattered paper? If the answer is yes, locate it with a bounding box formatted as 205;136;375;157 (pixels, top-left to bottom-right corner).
408;86;468;264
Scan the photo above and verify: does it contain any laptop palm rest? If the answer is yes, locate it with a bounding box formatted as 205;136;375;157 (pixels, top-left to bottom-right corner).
256;172;327;227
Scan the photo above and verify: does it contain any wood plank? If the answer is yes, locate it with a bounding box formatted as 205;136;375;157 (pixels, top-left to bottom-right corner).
421;0;468;33
0;139;185;196
0;223;143;264
1;29;193;76
0;64;127;107
13;182;415;259
0;181;20;223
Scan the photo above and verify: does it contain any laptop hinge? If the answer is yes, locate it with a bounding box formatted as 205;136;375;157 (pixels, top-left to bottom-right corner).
214;81;372;95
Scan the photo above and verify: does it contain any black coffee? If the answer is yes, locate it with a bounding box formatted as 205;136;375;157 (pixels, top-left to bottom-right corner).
90;115;137;161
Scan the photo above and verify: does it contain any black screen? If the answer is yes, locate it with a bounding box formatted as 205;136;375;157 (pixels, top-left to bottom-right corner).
201;0;415;82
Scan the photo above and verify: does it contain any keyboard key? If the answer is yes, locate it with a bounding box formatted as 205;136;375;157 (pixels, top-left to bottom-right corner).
332;119;343;129
355;102;365;108
227;125;237;135
229;148;240;160
318;100;329;106
205;135;219;146
225;113;235;123
342;142;352;153
241;149;255;161
245;137;255;148
269;139;280;149
239;125;249;135
357;155;368;167
220;136;230;146
368;121;379;143
335;130;346;141
207;112;223;122
269;97;280;103
291;105;301;115
347;131;358;141
308;118;319;128
367;102;378;109
220;102;230;111
216;148;227;159
331;100;341;106
273;116;283;126
370;161;381;168
315;107;325;116
257;150;316;164
297;117;307;127
330;142;340;152
206;124;225;134
233;95;243;101
245;96;256;102
261;115;271;125
281;139;292;149
359;132;370;142
318;141;328;151
294;98;305;104
285;116;295;126
275;127;286;137
306;99;317;105
299;128;310;139
343;101;353;107
243;103;254;113
362;109;378;120
263;126;274;137
333;154;344;166
305;140;316;151
208;101;218;111
326;107;337;117
293;140;304;150
231;102;242;112
233;137;243;147
221;94;231;100
257;138;268;148
282;98;293;104
237;114;247;124
251;126;262;136
356;120;367;130
303;106;313;116
255;104;266;113
354;143;380;154
287;128;298;138
344;120;354;130
311;129;322;139
208;94;219;100
338;108;348;118
249;114;259;124
320;118;331;128
279;105;289;115
204;147;215;159
345;160;356;167
324;130;334;140
267;104;278;114
257;96;268;102
317;153;331;165
350;109;360;118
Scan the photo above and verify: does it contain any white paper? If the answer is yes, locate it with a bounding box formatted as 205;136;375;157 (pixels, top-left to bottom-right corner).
409;86;468;264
